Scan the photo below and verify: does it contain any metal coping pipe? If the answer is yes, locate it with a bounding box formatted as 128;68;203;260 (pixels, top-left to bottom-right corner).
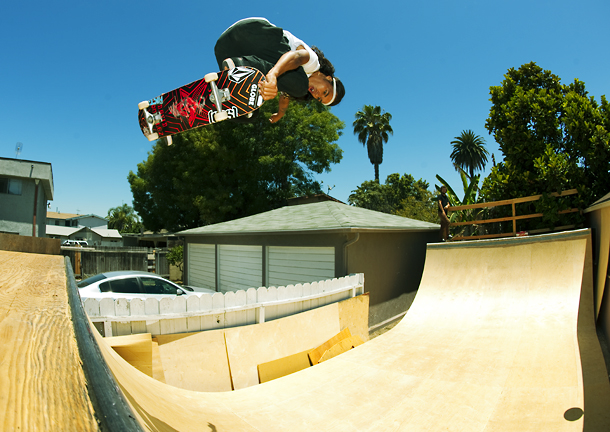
64;256;144;432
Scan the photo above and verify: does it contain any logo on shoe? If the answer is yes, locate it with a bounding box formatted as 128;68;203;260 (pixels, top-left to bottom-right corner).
228;67;255;83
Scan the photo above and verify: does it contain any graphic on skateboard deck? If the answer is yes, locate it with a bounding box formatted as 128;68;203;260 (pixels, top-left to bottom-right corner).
138;67;265;144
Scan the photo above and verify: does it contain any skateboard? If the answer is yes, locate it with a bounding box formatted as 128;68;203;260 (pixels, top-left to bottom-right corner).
138;66;265;144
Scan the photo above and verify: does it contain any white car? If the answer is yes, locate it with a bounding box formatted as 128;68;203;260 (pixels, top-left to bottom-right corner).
63;240;88;246
77;271;201;301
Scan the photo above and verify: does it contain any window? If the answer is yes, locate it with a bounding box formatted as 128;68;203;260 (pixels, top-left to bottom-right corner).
78;273;107;288
0;177;22;195
103;278;141;294
140;277;179;295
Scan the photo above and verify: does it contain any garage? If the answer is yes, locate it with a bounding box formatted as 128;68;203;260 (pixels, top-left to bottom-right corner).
180;201;439;327
187;244;334;292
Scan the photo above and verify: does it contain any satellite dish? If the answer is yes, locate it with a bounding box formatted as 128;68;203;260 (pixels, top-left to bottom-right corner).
15;142;23;158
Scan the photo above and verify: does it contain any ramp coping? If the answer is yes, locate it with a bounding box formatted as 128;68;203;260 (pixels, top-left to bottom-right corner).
65;256;144;432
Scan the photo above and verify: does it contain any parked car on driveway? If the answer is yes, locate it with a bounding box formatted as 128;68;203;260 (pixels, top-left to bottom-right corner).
62;240;88;246
78;271;201;301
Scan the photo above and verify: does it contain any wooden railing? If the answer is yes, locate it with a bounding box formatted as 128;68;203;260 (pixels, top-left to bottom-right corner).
448;189;580;241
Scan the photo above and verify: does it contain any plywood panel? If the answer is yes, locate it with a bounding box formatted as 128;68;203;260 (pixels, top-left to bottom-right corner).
156;329;233;392
318;335;364;363
106;333;153;377
308;328;351;365
225;303;341;389
257;350;311;384
0;251;97;430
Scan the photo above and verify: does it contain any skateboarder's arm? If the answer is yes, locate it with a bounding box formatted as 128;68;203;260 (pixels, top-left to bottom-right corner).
260;48;310;100
270;94;290;123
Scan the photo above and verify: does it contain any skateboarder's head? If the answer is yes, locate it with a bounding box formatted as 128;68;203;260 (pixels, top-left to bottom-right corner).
310;46;344;107
308;73;345;107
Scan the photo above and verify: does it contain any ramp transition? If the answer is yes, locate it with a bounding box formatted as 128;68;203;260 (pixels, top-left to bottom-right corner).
2;229;609;431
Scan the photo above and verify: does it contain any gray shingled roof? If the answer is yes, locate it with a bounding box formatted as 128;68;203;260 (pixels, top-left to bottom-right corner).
179;202;439;236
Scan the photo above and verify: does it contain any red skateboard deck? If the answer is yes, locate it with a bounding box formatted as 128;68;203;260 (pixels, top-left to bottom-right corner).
138;67;265;143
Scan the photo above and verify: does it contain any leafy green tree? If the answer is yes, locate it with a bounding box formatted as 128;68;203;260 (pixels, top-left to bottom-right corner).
450;130;489;180
129;99;344;232
349;173;437;223
166;245;183;273
483;62;610;229
107;204;143;233
353;105;393;182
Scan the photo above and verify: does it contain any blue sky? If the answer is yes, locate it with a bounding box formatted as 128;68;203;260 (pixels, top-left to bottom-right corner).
1;0;608;219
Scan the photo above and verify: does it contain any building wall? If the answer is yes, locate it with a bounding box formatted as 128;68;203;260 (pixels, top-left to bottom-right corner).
586;206;610;350
77;216;108;229
346;230;438;327
0;177;47;237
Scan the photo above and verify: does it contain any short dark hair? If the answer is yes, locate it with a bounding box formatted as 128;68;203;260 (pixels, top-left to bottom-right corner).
311;46;335;76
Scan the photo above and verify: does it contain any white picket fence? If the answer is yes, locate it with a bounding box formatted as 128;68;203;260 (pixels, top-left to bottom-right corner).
83;274;365;337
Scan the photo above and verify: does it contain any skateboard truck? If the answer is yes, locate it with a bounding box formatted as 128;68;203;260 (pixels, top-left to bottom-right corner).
204;73;230;122
209;87;231;106
137;101;172;144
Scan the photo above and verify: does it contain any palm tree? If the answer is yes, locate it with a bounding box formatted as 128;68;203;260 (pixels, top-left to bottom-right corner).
353;105;393;182
450;130;489;179
107;204;142;233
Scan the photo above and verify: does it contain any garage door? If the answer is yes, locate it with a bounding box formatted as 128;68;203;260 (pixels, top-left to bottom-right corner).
188;244;216;290
218;245;263;292
267;246;335;287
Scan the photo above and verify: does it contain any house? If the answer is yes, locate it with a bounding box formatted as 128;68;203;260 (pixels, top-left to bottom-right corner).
46;211;122;246
179;201;440;327
0;157;54;237
46;211;109;229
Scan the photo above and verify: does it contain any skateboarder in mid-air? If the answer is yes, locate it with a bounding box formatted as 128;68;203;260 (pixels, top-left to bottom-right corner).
215;17;345;123
138;18;345;142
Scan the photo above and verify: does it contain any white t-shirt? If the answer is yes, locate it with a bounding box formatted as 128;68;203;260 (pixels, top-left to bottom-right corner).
282;30;320;77
227;18;320;77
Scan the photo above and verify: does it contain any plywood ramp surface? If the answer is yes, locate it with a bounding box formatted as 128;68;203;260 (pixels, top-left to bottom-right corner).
106;333;153;377
91;230;610;431
153;295;368;392
0;251;97;431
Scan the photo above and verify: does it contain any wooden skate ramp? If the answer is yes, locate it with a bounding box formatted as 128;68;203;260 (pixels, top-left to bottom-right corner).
3;229;610;431
87;229;610;431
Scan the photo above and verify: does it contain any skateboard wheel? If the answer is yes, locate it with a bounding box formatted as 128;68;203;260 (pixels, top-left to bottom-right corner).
166;136;173;146
148;133;159;141
215;111;229;122
138;101;150;110
204;72;218;83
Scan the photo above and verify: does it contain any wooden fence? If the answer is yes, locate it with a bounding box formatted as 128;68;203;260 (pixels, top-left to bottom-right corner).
154;249;169;278
448;189;580;241
82;274;365;337
62;248;169;279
